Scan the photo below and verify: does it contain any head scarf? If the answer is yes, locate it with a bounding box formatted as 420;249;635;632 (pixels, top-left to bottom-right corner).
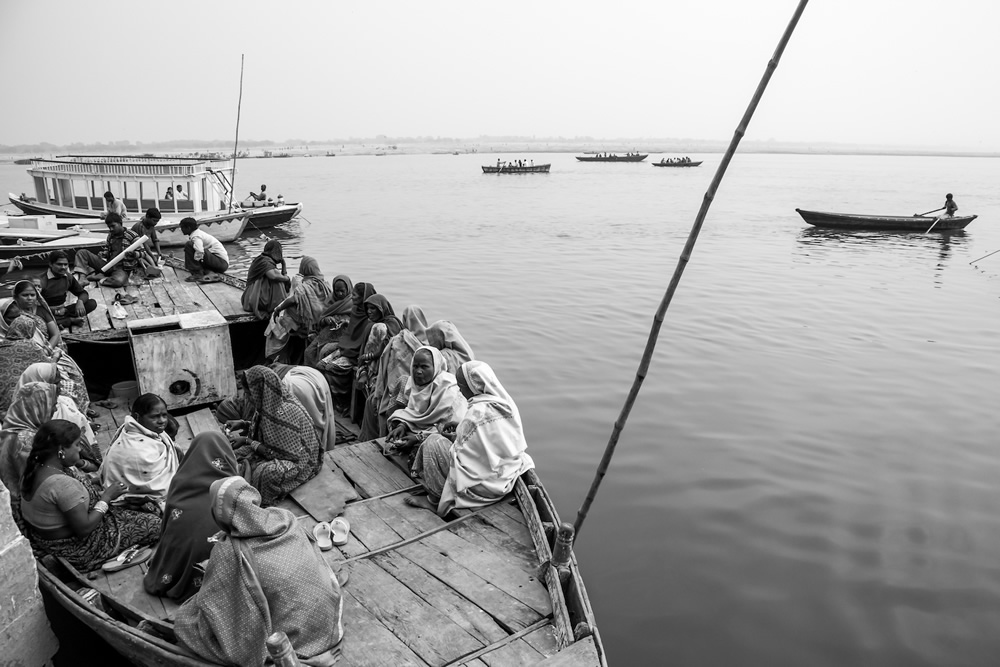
1;381;58;462
99;415;179;504
6;315;42;343
336;282;377;360
15;362;58;387
173;475;343;666
400;305;429;343
389;346;467;432
144;431;238;601
320;275;354;320
287;256;333;331
438;360;534;514
364;294;402;337
426;320;476;375
0;344;51;415
14;361;89;417
245;240;284;283
244;365;323;473
270;364;336;451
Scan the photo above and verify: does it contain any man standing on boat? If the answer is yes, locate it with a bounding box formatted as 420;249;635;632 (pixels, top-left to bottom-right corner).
99;190;129;220
38;250;97;327
180;217;229;282
73;212;142;288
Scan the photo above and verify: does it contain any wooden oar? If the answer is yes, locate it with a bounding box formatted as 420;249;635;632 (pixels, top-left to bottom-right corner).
925;216;943;233
571;0;810;541
915;207;942;217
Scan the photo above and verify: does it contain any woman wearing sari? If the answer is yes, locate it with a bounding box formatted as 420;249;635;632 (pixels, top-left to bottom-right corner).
271;363;338;451
315;282;377;400
385;347;467;459
3;381;101;475
173;476;344;666
355;294;403;398
426;320;476;375
0;321;53;415
1;281;61;349
99;394;180;510
19;419;160;572
266;256;332;363
224;366;322;506
303;275;353;367
241;240;290;319
406;360;534;517
144;432;239;601
360;305;429;439
16;361;91;419
3;315;89;415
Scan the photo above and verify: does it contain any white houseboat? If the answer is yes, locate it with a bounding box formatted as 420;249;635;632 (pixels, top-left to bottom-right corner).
7;155;302;230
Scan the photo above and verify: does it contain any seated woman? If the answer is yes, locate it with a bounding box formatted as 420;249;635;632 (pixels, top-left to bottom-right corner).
1;281;61;349
173;476;344;666
426;320;476;375
271;363;337;451
3;381;101;476
99;394;180;510
224;366;323;506
355;294;403;399
19;420;161;571
315;282;377;401
2;315;89;415
406;361;534;516
386;347;468;460
266;256;332;363
241;240;290;319
0;320;56;415
303;274;353;367
144;432;238;601
361;305;429;440
16;361;91;418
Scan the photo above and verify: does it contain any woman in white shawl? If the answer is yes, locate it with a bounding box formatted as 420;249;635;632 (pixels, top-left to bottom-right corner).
425;320;475;375
386;347;467;457
100;393;179;509
405;360;534;516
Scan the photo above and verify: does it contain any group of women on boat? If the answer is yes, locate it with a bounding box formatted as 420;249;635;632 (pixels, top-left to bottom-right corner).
0;244;535;665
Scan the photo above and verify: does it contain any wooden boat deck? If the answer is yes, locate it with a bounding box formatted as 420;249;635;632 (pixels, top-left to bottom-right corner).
58;399;604;666
65;258;253;342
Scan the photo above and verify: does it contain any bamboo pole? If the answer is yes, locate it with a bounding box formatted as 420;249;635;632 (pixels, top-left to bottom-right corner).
572;0;810;541
228;54;245;214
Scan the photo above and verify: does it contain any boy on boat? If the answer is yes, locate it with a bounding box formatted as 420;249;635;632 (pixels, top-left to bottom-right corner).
73;213;144;288
944;193;958;217
38;250;98;327
131;208;164;263
180;217;229;283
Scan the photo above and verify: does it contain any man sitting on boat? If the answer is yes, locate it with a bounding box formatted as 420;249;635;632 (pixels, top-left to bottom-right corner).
250;184;268;202
944;193;958;217
131;208;164;265
98;190;129;221
180;217;229;283
175;184;190;200
37;250;97;327
73;213;143;288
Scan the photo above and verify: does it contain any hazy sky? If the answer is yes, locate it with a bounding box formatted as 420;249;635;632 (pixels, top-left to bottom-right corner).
2;1;997;150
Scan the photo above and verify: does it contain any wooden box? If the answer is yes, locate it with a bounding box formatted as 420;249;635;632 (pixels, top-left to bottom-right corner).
127;310;236;410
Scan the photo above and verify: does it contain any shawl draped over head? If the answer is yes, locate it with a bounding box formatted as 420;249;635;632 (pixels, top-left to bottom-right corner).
0;336;51;416
287;256;333;331
17;361;90;417
241;366;323;505
336;282;377;361
2;381;99;465
5;313;47;347
173;476;344;666
438;360;534;515
400;305;429;344
144;432;239;601
426;320;475;375
364;294;402;337
245;240;284;283
320;275;354;320
99;415;180;505
271;363;337;451
389;346;468;433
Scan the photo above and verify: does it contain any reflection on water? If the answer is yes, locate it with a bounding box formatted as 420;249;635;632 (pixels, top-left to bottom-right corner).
2;154;1000;666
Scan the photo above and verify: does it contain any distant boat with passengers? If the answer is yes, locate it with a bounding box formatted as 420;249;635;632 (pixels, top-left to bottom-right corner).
575;152;647;163
482;160;551;174
653;156;702;167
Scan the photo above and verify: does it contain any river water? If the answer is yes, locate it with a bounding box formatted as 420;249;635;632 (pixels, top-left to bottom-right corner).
4;152;1000;666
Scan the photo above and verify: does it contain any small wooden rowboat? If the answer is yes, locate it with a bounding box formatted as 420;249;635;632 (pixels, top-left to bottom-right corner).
796;208;978;231
652;160;702;168
481;164;551;174
575;154;647;162
36;406;606;666
0;231;106;263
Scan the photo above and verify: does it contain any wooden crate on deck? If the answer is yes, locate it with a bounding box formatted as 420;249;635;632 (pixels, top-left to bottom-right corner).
127;310;236;409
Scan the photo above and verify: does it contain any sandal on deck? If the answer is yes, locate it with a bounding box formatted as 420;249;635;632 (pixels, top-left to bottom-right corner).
102;545;152;573
330;517;350;546
313;522;333;551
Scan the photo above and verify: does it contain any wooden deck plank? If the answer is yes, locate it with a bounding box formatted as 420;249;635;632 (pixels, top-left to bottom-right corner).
520;624;560;658
341;502;405;557
477;639;546;667
530;635;600;666
186;407;223;436
367;495;552;617
289;464;356;522
371;549;509;646
106;562;166;620
327;441;414;498
196;281;245;318
449;514;541;576
84;285;114;331
339;591;429;667
491;498;528;527
146;276;179;317
347;559;484;664
172;415;195;455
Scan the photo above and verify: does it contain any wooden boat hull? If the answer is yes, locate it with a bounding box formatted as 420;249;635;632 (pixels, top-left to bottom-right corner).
239;202;303;229
481;164;551;174
796;208;978;231
56;212;249;247
576;154;647;162
0;234;106;263
653;161;703;167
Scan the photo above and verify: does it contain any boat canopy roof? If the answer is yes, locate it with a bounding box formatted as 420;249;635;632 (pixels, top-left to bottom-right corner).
28;155;233;180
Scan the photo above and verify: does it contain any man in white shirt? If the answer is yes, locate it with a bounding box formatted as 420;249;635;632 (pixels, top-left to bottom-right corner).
99;190;129;220
175;184;190;200
180;217;229;282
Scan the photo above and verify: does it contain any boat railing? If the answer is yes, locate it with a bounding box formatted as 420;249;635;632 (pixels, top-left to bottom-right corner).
28;160;228;179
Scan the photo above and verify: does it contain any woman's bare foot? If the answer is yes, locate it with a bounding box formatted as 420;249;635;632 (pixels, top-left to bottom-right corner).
403;494;437;512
